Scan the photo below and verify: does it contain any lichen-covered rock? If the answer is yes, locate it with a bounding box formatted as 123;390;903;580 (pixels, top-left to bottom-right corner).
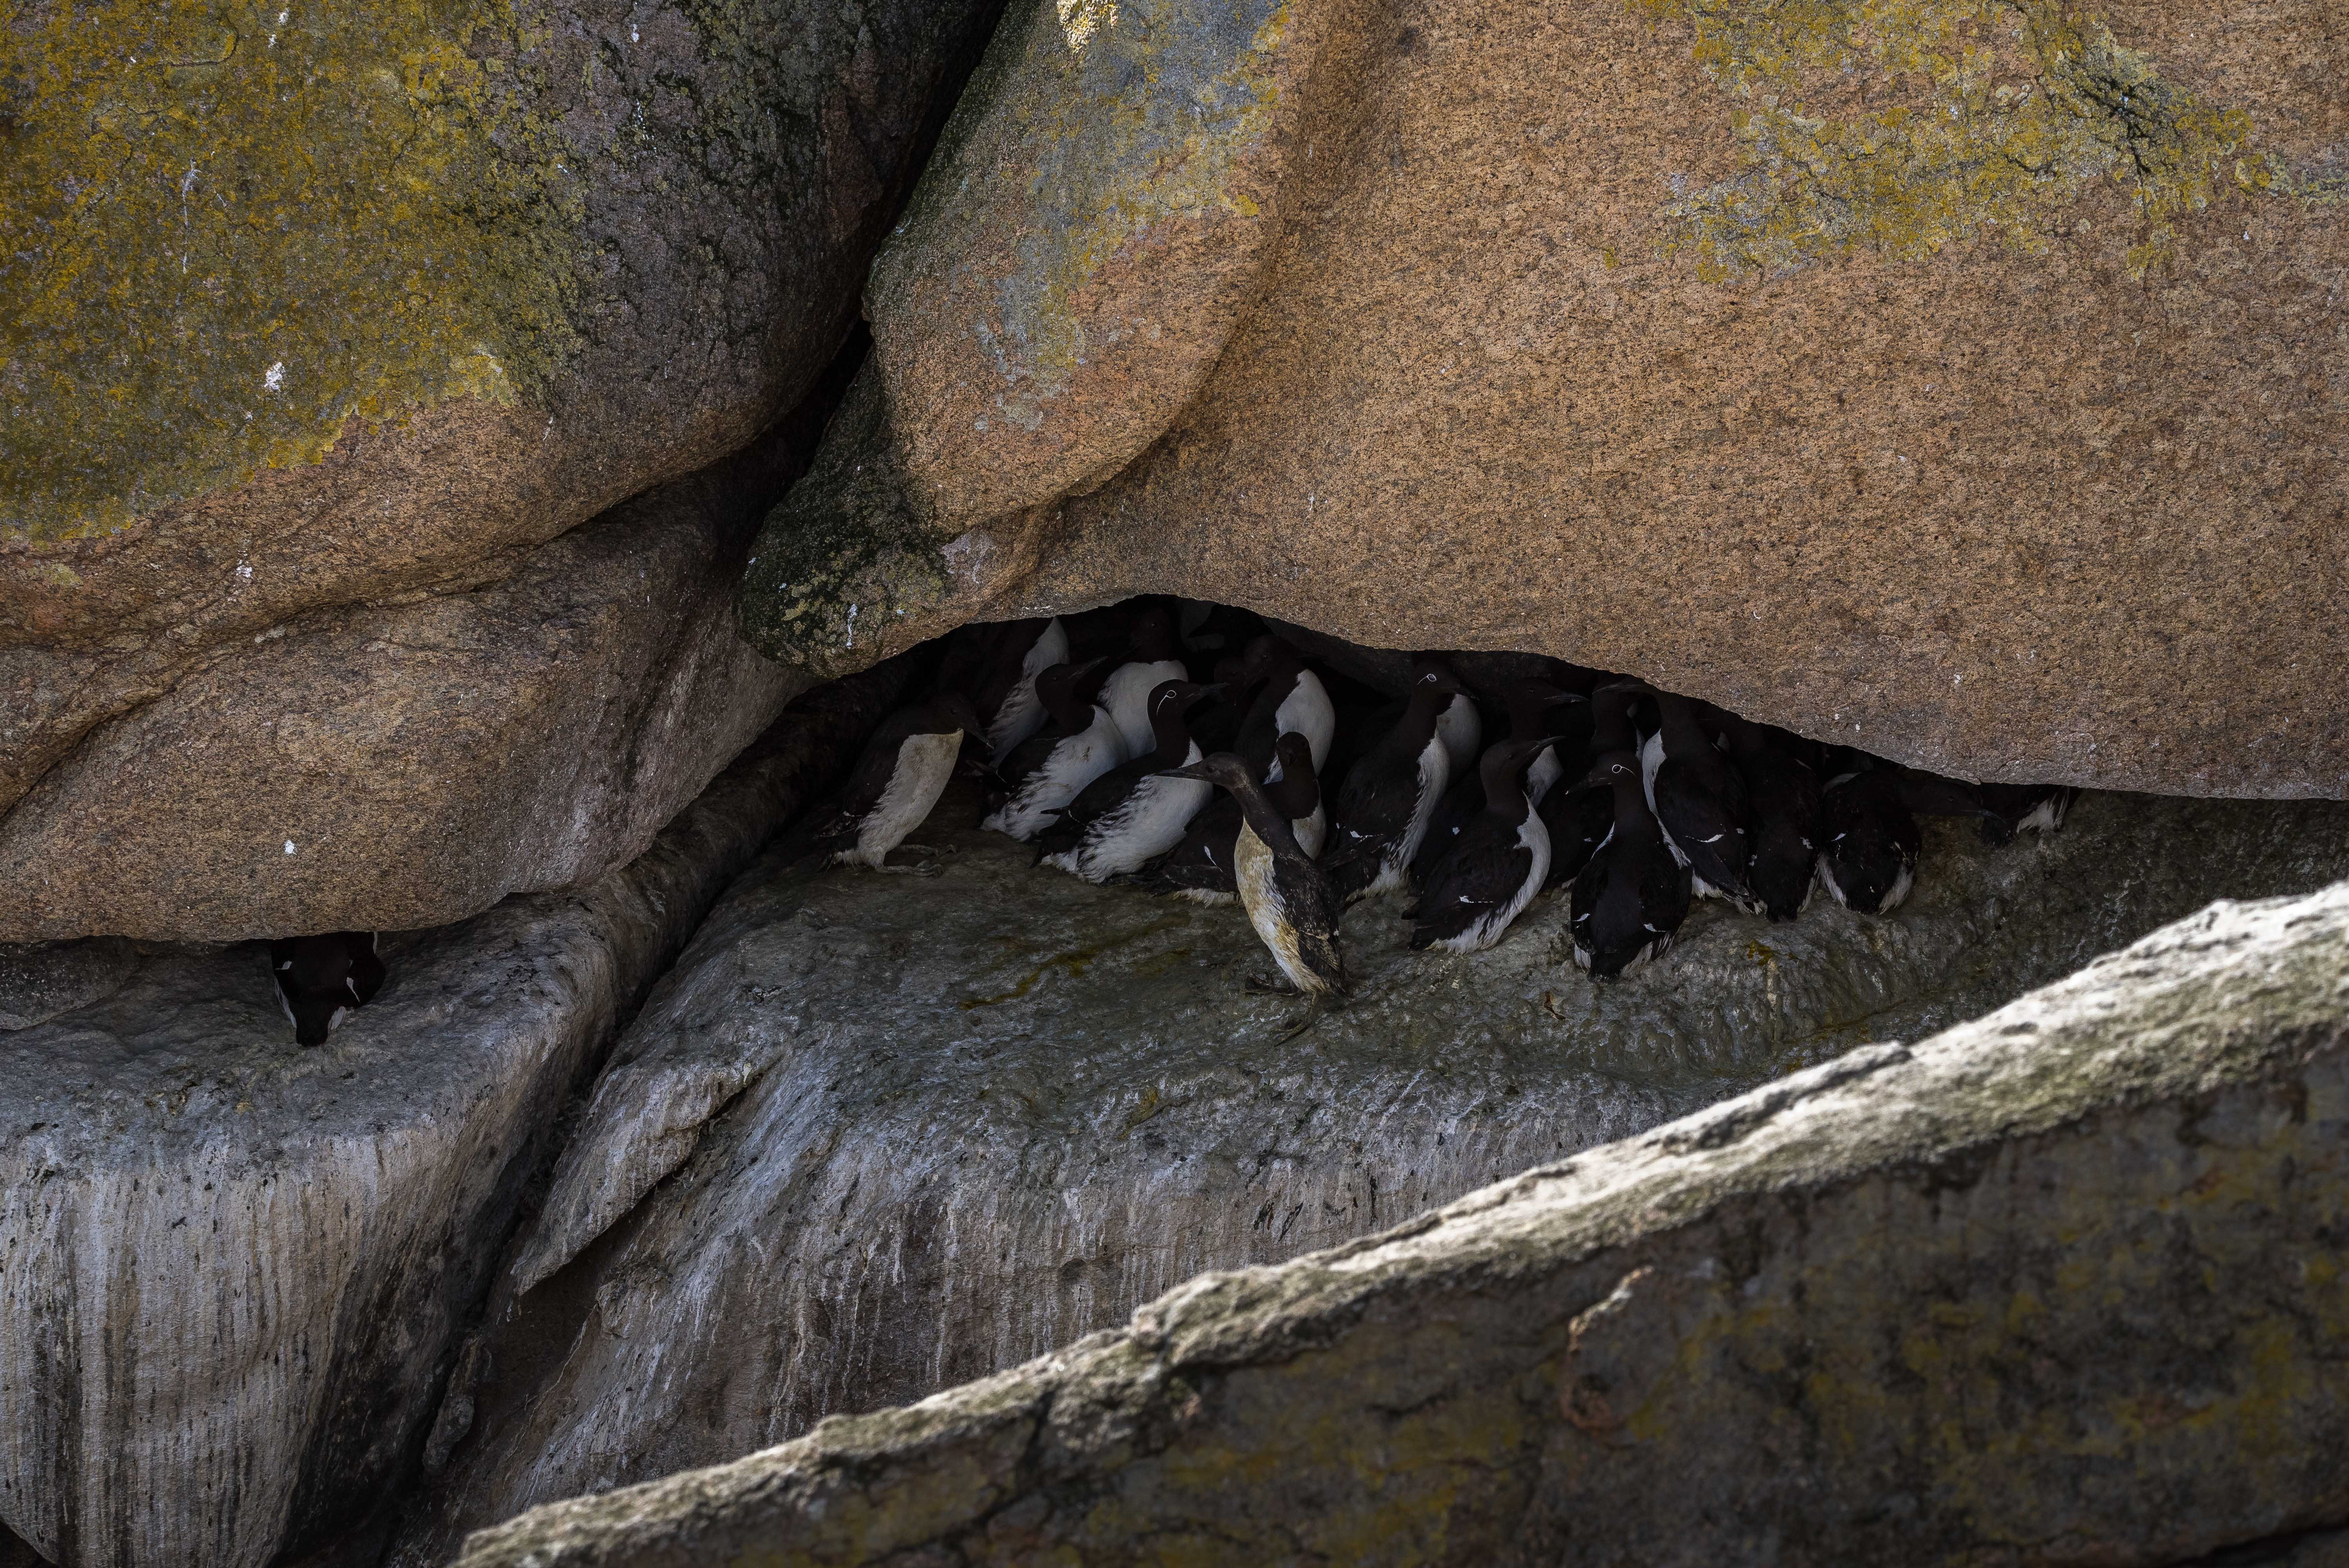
456;871;2349;1568
0;661;906;1568
743;0;2349;795
0;0;998;929
390;783;2349;1559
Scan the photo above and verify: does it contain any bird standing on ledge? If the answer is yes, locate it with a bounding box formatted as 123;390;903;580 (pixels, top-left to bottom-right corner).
1164;751;1352;1041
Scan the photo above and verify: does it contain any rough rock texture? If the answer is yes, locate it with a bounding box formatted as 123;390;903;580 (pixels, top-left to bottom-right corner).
390;783;2349;1559
0;941;136;1032
0;0;1000;930
0;446;799;942
744;0;2348;798
0;661;907;1568
458;871;2349;1567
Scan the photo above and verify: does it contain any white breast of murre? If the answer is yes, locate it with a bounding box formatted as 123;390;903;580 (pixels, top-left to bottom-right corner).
1048;741;1209;880
846;731;964;867
1368;734;1452;895
1103;659;1187;757
1233;820;1311;992
1266;672;1337;779
1435;693;1481;777
1291;802;1327;859
1429;805;1551;954
1526;744;1563;806
982;706;1128;840
985;619;1070;759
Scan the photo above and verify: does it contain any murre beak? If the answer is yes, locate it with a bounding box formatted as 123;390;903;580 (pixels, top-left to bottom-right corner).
1158;761;1218;781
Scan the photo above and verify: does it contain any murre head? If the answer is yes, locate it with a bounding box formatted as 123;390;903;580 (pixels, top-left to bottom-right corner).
1127;600;1182;662
1240;634;1301;687
1146;679;1223;719
931;690;987;739
1572;749;1644;792
1410;655;1469;699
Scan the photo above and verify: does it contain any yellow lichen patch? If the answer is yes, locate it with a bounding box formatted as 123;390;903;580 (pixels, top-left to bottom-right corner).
0;0;585;543
1627;0;2316;280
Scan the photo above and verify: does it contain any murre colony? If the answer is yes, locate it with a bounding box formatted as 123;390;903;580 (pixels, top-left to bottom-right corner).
806;597;2075;1030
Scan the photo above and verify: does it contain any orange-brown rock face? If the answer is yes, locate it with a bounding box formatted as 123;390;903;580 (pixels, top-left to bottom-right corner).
746;0;2348;799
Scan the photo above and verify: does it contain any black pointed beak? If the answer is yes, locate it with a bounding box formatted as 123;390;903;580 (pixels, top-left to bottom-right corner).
1158;762;1217;782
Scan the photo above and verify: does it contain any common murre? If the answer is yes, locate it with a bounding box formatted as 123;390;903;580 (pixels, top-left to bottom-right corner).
807;691;987;872
1322;656;1468;903
271;931;386;1046
1162;750;1352;1040
1410;733;1561;953
1569;748;1693;980
1132;732;1324;904
1037;680;1221;882
1234;634;1337;781
977;617;1069;763
1718;711;1822;923
982;659;1128;841
1098;602;1191;758
1640;688;1762;915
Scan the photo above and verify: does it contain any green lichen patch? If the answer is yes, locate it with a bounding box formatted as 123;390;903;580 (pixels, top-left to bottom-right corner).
0;0;585;542
738;365;951;671
1629;0;2328;279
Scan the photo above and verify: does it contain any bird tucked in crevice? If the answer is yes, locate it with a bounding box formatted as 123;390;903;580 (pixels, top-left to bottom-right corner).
793;691;987;874
271;932;386;1047
1718;711;1822;923
1322;657;1469;904
977;617;1068;764
982;659;1125;842
1410;732;1562;954
1038;680;1223;882
1640;688;1761;916
1098;601;1191;759
1569;749;1692;980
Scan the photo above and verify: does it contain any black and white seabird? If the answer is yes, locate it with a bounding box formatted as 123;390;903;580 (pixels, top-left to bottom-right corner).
1163;751;1352;1040
1540;681;1634;892
977;617;1069;762
1037;680;1221;882
1978;782;2080;844
982;660;1128;841
1435;689;1482;780
271;931;387;1046
1410;734;1561;953
1718;713;1822;923
804;692;987;872
1134;732;1324;904
1234;635;1337;780
1413;678;1579;886
1099;602;1191;758
1816;764;1923;914
1322;657;1468;903
1638;690;1761;914
1569;750;1693;980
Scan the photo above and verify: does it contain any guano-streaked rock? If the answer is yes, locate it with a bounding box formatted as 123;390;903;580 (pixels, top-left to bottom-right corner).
459;872;2349;1567
396;784;2349;1560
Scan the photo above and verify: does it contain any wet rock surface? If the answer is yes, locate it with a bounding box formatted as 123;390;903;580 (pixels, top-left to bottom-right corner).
394;780;2349;1557
0;664;906;1568
455;872;2349;1568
